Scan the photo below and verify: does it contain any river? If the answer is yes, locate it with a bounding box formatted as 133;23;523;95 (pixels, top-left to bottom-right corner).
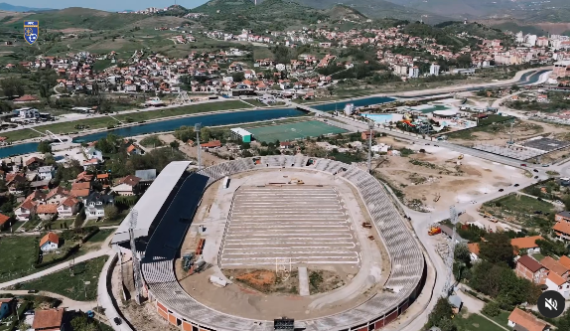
0;96;394;158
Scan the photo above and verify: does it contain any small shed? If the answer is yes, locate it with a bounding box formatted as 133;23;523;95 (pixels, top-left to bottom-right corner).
448;294;463;314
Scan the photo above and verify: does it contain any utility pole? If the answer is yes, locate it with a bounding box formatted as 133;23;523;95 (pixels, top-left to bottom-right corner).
367;121;374;173
195;123;202;170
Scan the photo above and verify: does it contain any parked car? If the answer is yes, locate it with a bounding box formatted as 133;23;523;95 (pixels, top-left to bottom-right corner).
521;164;527;167
27;290;38;294
534;176;539;179
542;164;550;167
533;169;539;173
514;184;520;187
498;189;504;192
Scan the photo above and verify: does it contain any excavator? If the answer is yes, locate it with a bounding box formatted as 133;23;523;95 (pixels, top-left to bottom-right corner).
288;178;305;184
428;225;442;236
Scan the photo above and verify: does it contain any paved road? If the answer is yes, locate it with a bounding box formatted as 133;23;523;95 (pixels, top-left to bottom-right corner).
97;253;135;331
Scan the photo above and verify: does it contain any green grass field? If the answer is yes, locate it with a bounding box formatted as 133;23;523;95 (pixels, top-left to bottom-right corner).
85;229;115;243
248;120;347;142
0;236;38;282
481;193;554;226
455;313;506;331
485;310;512;329
18;256;107;301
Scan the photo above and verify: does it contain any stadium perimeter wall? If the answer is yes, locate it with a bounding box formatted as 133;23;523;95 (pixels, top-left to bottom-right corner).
136;156;427;331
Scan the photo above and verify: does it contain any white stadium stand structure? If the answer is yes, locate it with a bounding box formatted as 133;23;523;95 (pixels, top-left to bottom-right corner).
112;156;426;331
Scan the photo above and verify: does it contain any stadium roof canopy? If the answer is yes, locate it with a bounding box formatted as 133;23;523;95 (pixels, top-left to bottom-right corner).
112;161;191;244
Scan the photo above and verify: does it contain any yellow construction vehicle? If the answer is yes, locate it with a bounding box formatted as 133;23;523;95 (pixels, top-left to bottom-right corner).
458;154;464;160
428;225;441;236
288;178;305;184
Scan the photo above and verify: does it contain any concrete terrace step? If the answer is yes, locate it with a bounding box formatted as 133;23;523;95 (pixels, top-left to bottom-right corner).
227;224;350;230
223;235;354;242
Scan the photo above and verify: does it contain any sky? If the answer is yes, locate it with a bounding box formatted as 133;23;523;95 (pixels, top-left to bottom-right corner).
6;0;209;11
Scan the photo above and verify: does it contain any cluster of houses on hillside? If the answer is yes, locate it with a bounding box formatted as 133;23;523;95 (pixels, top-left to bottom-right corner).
0;142;155;232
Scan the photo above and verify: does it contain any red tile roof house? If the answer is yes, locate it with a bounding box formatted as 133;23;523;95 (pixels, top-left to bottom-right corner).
508;308;549;331
541;256;570;279
39;232;59;252
0;213;11;231
36;204;59;221
511;236;543;256
515;255;548;284
15;199;36;221
57;197;80;218
545;271;570;299
32;308;65;331
112;175;141;196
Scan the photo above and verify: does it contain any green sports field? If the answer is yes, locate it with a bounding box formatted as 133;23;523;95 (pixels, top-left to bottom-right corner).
248;120;347;142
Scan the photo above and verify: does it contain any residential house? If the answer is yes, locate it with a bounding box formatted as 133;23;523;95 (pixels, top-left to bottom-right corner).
112;175;141;196
507;308;549;331
46;187;69;205
126;144;143;155
200;140;222;149
553;221;570;241
6;173;26;194
25;157;43;170
559;256;570;271
39;232;60;252
13;95;40;105
37;166;54;181
84;147;103;161
57;197;80;218
555;211;570;223
511;235;543;256
515;255;548;284
15;199;36;221
36;204;58;221
0;213;10;231
32;308;65;331
70;181;91;199
545;271;570;299
135;169;157;191
82;158;101;170
85;192;114;220
0;298;14;319
75;171;94;183
541;256;570;279
96;173;110;188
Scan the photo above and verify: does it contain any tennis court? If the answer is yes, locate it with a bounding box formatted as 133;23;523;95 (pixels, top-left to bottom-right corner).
248;120;347;142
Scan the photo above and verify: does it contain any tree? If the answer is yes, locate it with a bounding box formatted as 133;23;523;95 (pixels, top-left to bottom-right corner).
536;239;566;257
104;205;119;220
479;232;515;267
37;141;52;154
170;140;180;149
425;298;456;331
482;301;501;317
70;315;98;331
231;72;245;82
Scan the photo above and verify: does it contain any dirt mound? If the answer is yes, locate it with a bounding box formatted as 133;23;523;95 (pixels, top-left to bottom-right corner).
236;270;276;289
